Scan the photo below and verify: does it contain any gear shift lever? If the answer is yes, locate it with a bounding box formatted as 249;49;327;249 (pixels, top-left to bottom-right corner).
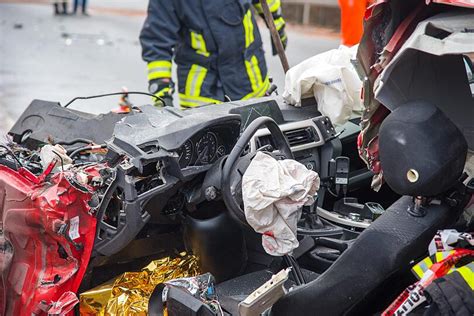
297;157;350;238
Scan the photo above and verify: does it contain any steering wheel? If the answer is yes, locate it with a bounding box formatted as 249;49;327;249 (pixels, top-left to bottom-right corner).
221;117;293;226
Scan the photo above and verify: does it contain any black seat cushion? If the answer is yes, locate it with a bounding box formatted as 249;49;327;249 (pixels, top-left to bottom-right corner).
271;196;456;316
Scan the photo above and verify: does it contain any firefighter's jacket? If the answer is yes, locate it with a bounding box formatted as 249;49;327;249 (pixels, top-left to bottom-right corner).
140;0;285;107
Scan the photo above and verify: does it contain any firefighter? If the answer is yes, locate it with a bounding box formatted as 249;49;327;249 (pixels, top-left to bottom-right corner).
140;0;287;108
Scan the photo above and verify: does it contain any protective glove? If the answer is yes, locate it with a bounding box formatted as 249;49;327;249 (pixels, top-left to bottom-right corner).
148;78;174;107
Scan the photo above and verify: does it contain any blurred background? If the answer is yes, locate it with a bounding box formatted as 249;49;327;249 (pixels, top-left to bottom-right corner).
0;0;342;133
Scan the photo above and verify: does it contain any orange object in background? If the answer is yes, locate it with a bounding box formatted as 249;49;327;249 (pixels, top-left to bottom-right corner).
338;0;369;46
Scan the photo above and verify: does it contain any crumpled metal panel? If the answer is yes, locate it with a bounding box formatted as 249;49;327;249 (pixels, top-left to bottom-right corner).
373;11;474;151
355;0;474;190
0;165;99;315
79;253;199;316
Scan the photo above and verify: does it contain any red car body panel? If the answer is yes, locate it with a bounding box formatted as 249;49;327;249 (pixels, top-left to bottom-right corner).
0;165;98;315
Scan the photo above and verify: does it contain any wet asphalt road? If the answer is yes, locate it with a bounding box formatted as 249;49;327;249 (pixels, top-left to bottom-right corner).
0;1;339;133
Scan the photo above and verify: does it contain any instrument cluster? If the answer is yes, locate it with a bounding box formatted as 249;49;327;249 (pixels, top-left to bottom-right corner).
176;127;233;168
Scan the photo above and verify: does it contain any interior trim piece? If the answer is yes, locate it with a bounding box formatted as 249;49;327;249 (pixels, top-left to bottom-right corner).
250;118;325;153
317;207;371;229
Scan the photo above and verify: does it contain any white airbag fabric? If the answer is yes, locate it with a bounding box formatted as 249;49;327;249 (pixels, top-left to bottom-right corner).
282;45;363;126
242;152;320;256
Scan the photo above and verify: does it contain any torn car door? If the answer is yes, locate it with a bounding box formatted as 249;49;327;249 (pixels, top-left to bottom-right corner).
0;164;107;315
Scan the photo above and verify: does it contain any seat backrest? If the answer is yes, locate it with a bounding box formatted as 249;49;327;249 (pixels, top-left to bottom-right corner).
272;196;456;316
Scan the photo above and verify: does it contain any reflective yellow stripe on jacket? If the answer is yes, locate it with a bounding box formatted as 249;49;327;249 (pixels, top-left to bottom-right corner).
254;0;281;14
412;250;461;280
242;9;269;100
412;256;434;280
154;87;171;98
243;55;269;100
274;16;286;31
180;64;221;107
453;263;474;290
181;31;219;107
243;9;255;48
147;60;172;81
190;32;210;57
179;94;222;108
185;64;207;97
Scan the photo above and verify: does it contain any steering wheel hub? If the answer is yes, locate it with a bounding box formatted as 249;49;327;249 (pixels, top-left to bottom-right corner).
221;117;293;226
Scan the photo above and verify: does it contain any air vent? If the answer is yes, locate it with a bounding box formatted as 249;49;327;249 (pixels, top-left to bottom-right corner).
256;135;274;149
255;126;320;151
284;127;317;147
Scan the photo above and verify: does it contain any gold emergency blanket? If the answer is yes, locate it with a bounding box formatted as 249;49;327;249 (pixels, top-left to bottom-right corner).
79;253;200;315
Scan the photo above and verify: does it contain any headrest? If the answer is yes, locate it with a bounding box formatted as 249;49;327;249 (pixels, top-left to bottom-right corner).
379;101;467;197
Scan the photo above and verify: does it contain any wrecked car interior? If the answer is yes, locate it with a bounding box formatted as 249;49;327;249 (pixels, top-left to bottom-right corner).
1;0;473;315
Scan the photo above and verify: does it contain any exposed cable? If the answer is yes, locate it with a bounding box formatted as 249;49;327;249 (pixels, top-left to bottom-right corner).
55;138;94;146
69;144;107;159
63;91;164;108
52;151;65;172
0;144;24;168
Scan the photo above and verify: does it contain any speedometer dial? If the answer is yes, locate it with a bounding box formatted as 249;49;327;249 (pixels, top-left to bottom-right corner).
177;140;193;168
196;132;218;165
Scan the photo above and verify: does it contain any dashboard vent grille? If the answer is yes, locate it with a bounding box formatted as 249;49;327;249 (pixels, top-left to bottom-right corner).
284;127;317;147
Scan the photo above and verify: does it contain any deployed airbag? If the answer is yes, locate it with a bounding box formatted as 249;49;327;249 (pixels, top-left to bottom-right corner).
242;152;320;256
283;45;363;126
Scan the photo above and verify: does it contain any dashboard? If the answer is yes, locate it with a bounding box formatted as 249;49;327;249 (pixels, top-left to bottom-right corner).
176;125;239;168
